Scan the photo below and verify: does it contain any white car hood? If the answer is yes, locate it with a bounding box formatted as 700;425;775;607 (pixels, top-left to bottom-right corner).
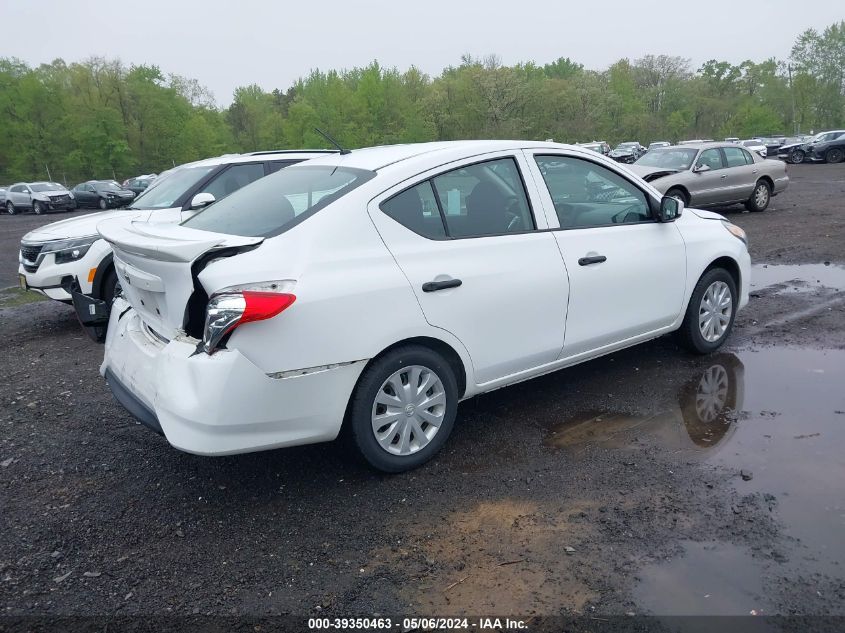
22;207;181;242
690;208;727;221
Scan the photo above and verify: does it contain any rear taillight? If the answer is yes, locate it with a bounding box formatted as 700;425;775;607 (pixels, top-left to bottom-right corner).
202;288;295;354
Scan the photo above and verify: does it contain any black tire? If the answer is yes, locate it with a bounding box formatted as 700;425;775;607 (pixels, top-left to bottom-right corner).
675;267;738;355
666;187;689;206
84;267;118;343
32;201;44;215
744;179;770;212
98;197;108;210
788;149;805;164
347;345;458;473
6;201;15;215
825;148;844;164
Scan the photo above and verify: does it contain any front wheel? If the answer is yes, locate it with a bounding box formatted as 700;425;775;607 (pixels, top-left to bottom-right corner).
665;187;689;206
744;180;770;212
32;201;44;215
788;149;805;164
6;201;15;215
98;198;108;210
347;345;458;472
826;148;844;164
675;268;737;355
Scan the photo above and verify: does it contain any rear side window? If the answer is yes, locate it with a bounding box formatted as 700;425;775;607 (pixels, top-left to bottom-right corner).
381;182;446;239
723;147;748;168
183;165;375;238
741;149;755;164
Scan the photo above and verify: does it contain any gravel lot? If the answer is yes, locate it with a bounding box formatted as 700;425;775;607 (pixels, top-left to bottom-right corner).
1;163;843;622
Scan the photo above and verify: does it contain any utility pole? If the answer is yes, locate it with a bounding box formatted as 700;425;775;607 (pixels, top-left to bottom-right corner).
788;64;798;134
45;164;52;181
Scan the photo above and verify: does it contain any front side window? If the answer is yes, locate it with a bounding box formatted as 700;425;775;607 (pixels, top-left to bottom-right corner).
723;147;748;168
534;155;651;228
431;158;534;238
697;149;725;170
183;165;375;238
199;163;266;202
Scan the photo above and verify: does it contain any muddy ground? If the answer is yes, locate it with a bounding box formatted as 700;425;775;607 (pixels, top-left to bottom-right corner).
0;163;843;625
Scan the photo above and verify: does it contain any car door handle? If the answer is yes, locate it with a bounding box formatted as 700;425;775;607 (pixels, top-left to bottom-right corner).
720;174;728;179
578;255;607;266
422;278;462;292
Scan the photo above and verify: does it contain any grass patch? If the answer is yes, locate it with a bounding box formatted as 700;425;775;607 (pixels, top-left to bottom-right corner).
0;286;50;308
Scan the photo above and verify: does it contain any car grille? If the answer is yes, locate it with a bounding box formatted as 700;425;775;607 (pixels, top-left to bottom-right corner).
50;195;70;204
20;243;44;273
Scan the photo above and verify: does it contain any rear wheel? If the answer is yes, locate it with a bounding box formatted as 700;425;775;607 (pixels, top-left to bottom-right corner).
675;268;737;355
826;148;844;164
32;201;44;215
788;149;805;164
666;187;689;206
6;201;15;215
744;180;770;212
347;345;458;472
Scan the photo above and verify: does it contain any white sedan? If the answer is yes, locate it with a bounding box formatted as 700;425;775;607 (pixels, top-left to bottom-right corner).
87;141;750;472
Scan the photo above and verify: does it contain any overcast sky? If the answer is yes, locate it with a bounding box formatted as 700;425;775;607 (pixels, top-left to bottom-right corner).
3;0;842;106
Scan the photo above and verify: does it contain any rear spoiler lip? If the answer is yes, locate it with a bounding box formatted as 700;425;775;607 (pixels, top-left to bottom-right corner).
97;216;264;264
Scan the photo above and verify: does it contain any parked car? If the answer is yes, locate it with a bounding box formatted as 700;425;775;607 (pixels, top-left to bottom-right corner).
805;133;845;164
5;182;75;215
123;175;156;195
576;141;611;155
776;134;828;164
648;142;671;150
0;186;7;207
740;139;767;157
609;142;646;163
724;137;740;143
18;151;334;308
72;180;137;210
80;140;750;473
628;142;788;211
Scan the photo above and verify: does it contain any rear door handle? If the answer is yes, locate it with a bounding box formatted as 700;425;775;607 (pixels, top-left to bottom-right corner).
578;255;607;266
720;174;728;179
422;278;462;292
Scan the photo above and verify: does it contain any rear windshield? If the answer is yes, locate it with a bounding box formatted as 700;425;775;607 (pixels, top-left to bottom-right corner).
182;165;375;238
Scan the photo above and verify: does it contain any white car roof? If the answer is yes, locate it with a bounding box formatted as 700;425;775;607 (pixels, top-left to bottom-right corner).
299;140;575;172
180;150;338;170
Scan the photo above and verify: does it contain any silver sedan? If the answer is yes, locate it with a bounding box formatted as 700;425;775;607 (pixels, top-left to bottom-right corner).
628;142;789;212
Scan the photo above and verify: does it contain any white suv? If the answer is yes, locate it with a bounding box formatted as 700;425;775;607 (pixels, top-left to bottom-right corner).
18;150;334;308
88;140;750;472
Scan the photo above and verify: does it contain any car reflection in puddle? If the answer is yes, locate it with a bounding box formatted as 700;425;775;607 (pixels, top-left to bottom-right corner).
545;354;743;457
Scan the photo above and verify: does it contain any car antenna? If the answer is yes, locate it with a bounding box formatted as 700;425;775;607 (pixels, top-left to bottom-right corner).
314;128;351;155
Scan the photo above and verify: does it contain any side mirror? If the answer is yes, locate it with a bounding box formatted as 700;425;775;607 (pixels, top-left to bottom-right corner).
692;163;711;173
659;195;683;222
189;192;215;210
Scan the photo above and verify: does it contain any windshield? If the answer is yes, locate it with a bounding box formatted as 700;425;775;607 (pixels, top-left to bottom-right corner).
30;183;64;192
634;148;698;170
183;165;376;238
742;140;760;147
616;143;637;149
96;181;121;191
129;166;215;209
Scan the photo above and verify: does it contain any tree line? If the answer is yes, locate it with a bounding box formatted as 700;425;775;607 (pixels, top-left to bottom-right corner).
1;21;843;185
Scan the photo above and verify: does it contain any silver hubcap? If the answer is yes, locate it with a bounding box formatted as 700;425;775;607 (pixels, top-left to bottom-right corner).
371;365;446;456
699;281;732;343
754;184;768;207
695;365;729;422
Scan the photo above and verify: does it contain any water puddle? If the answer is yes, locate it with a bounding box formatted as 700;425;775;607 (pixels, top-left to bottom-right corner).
546;347;845;613
750;263;845;294
633;541;769;616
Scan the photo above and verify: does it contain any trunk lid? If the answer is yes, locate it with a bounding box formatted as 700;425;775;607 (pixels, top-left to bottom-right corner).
97;217;263;339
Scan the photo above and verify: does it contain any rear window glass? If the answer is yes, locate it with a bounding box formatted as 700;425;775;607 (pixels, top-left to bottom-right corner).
182;165;375;238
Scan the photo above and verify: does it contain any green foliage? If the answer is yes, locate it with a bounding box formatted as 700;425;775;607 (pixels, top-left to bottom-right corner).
1;21;844;184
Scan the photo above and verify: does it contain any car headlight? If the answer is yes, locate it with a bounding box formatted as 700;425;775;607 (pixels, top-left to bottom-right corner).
44;235;100;264
721;220;748;246
68;192;75;199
